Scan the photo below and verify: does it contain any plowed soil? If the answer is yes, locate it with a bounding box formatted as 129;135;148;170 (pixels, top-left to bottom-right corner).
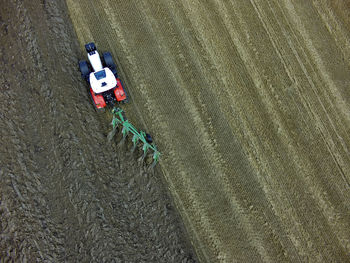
0;1;197;262
66;0;350;262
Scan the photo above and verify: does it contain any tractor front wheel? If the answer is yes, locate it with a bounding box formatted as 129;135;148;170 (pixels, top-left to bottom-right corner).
79;60;90;81
103;52;117;76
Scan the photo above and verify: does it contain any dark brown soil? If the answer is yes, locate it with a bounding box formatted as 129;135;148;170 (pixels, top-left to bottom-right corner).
0;1;197;262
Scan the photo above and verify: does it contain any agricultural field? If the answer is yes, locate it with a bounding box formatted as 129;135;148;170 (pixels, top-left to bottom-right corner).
1;0;349;262
66;0;350;262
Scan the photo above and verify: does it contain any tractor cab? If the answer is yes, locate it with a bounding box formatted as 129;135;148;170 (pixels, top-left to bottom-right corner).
89;68;117;94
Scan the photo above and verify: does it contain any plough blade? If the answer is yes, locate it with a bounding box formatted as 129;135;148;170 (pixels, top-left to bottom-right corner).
109;107;161;166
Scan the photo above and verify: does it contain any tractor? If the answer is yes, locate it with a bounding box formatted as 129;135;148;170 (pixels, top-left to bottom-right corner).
79;42;160;166
79;42;128;109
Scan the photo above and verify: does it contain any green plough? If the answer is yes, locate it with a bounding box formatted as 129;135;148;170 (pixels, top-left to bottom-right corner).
108;107;160;167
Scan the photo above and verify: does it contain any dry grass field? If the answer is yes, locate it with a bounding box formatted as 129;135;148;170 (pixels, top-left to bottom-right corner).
66;0;350;262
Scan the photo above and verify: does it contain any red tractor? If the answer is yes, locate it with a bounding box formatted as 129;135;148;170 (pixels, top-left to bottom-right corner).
79;42;128;109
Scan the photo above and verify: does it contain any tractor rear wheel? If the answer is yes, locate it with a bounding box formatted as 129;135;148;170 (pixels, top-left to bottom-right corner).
103;52;117;76
79;60;90;81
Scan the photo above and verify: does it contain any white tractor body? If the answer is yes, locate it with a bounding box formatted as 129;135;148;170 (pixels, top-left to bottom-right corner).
86;50;117;94
79;42;128;106
89;67;117;94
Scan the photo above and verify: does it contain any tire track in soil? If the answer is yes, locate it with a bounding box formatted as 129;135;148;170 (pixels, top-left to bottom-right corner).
310;0;350;69
150;1;294;261
182;1;322;262
128;1;267;261
215;0;350;260
90;0;286;261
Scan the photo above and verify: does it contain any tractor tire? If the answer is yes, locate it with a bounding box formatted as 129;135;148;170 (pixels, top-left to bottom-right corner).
79;60;90;81
103;52;118;76
121;96;129;104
